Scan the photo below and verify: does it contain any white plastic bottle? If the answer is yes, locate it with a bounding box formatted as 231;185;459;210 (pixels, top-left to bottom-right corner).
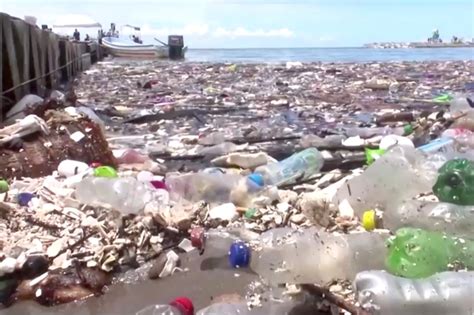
228;228;389;285
354;270;474;315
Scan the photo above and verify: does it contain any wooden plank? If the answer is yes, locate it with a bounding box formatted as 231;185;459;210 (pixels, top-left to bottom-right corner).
13;20;31;96
3;15;22;102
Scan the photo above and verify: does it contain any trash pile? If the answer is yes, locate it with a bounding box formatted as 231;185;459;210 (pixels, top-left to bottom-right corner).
0;59;473;314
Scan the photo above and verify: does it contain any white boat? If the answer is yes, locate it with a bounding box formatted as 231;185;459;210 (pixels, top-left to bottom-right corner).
102;36;170;58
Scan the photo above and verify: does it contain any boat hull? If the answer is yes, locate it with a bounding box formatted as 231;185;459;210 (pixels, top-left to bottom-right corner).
102;37;169;58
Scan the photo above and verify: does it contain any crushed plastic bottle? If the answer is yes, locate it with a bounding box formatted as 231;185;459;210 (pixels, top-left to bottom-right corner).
333;146;438;216
362;200;474;238
135;297;194;315
433;159;474;205
354;270;474;315
252;148;324;187
228;228;389;285
75;177;160;214
386;227;474;278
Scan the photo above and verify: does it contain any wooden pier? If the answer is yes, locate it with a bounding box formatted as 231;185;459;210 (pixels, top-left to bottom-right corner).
0;12;103;121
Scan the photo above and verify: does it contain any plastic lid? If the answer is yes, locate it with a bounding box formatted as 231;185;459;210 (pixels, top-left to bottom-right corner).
18;192;35;207
229;241;250;268
0;180;9;194
170;297;194;315
362;210;376;231
93;166;118;178
403;124;413;135
190;227;205;249
248;173;264;187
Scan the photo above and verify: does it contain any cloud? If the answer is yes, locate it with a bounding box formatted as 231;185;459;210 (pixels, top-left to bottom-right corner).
140;24;210;36
139;24;294;38
212;27;294;38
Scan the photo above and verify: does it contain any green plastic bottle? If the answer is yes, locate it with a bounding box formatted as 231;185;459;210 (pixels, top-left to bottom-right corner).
93;166;118;178
0;179;8;193
433;159;474;205
386;227;474;278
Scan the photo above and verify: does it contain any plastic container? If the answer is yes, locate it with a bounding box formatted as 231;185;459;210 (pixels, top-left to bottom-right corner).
362;200;474;238
355;270;474;315
75;177;158;214
386;227;474;278
228;228;389;285
135;297;194;315
252;148;324;187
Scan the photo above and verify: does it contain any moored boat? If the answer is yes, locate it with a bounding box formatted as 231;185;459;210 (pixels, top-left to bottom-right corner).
101;36;170;58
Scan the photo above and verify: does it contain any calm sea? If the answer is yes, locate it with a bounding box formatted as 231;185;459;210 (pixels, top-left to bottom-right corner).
185;47;474;63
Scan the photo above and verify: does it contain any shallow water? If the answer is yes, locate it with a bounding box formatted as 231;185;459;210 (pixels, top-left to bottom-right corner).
186;47;474;63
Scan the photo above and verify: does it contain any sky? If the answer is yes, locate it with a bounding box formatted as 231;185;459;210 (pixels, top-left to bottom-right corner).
1;0;473;48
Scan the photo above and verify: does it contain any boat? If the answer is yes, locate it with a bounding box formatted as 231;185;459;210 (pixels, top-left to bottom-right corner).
101;36;170;58
100;24;187;59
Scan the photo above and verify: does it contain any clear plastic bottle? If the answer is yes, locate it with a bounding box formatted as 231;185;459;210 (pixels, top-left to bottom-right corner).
343;125;412;139
196;301;296;315
333;146;438;216
228;228;389;285
75;177;157;214
363;200;474;238
166;172;262;206
354;270;474;315
253;148;324;187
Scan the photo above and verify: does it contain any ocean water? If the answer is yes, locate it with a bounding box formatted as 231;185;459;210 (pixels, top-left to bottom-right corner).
185;47;474;63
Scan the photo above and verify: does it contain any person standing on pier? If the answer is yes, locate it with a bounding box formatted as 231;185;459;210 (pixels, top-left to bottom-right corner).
73;29;80;41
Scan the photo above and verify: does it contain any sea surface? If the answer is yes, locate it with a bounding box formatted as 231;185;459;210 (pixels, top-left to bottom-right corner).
185;47;474;63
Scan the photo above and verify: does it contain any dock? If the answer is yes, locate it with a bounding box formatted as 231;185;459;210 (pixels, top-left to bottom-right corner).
0;12;104;120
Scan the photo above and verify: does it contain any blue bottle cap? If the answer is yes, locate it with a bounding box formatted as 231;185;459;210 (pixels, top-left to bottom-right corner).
248;173;264;187
229;241;250;268
18;192;35;207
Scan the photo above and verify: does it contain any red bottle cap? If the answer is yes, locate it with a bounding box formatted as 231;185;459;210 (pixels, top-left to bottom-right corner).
190;227;205;249
170;297;194;315
90;162;102;168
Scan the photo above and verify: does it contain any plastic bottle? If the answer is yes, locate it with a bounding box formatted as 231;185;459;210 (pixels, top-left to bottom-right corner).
385;227;474;278
354;270;474;315
343;125;413;139
196;301;296;315
75;177;159;214
166;172;261;206
333;146;438;216
228;228;389;285
450;96;474;131
433;158;474;205
362;200;474;238
252;148;324;187
135;297;194;315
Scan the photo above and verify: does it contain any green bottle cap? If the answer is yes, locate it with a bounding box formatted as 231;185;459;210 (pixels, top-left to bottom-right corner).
93;166;118;178
403;124;413;136
0;180;9;193
244;208;257;219
365;148;386;165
